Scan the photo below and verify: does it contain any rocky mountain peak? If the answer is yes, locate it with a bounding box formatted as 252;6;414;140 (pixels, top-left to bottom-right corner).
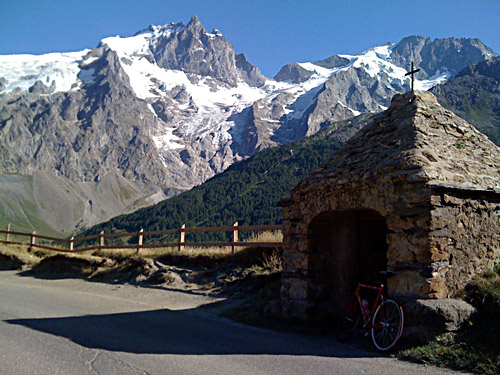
390;36;498;79
186;15;203;30
147;16;266;87
134;22;185;37
274;62;314;83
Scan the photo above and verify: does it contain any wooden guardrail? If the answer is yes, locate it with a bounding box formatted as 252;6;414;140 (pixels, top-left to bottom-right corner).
0;222;283;254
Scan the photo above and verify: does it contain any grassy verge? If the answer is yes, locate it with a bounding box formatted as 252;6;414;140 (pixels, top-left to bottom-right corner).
399;266;500;375
0;231;283;288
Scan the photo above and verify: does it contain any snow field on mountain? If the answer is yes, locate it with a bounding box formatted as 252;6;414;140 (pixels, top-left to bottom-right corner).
414;69;451;90
151;125;183;151
351;45;406;79
101;28;350;155
0;50;90;93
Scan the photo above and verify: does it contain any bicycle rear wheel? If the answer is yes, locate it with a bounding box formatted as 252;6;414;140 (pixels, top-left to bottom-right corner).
336;298;361;342
370;299;404;351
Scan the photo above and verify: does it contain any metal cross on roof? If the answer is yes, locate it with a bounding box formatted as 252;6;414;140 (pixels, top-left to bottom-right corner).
405;62;421;92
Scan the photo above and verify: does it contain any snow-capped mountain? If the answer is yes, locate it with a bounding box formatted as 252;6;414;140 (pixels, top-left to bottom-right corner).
0;16;497;233
270;36;496;139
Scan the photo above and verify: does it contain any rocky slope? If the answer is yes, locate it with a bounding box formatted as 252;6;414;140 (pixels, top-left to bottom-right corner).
0;16;497;234
0;171;176;235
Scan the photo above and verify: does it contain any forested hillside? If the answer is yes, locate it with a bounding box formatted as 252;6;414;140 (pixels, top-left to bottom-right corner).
79;114;375;242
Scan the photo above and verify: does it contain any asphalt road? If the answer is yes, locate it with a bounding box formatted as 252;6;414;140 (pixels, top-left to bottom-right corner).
0;271;460;375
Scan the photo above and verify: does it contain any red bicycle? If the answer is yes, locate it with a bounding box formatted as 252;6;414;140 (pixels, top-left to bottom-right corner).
336;273;404;351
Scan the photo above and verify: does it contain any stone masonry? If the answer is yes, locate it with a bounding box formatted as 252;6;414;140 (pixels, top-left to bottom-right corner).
279;91;500;327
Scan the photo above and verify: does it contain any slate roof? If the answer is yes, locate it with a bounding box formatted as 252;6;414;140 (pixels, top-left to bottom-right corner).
292;90;500;195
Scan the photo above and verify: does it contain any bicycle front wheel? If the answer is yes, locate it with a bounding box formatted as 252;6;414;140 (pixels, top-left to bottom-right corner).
336;298;361;342
370;299;404;351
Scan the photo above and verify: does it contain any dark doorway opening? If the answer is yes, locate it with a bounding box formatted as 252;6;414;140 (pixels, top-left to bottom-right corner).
307;209;388;316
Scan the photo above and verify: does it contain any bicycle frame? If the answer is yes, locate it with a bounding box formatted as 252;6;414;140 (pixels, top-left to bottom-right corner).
353;282;384;327
337;277;404;351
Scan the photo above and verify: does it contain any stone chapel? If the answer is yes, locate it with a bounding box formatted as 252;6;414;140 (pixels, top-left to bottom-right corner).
279;91;500;327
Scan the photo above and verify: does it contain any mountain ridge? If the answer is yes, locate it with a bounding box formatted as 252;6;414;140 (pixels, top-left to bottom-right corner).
0;16;497;234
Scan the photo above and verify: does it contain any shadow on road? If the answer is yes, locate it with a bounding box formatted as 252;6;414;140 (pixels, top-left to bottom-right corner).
6;305;377;358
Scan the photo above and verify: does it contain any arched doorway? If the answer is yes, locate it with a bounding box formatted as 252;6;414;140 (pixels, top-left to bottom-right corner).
307;209;389;317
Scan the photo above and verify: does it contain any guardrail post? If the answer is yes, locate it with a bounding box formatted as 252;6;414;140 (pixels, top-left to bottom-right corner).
6;223;10;242
30;231;36;251
179;224;185;252
99;231;104;250
137;228;144;253
69;237;74;251
232;222;239;254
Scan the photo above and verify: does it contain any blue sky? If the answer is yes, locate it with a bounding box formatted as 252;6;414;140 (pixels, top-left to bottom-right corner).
1;0;499;77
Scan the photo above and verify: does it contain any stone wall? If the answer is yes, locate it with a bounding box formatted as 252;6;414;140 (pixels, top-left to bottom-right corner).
427;187;500;298
280;180;437;322
281;181;500;323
